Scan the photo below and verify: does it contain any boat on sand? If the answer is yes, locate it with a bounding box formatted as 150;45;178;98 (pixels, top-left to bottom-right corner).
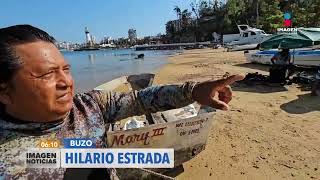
244;48;320;67
94;73;216;179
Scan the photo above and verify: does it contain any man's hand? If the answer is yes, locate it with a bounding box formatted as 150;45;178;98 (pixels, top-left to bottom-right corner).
192;75;244;110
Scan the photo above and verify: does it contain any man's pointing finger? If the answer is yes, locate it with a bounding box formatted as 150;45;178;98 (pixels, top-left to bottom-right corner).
215;74;245;87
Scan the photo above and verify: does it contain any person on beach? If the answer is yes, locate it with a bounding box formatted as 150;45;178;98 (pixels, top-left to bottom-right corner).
0;25;244;180
311;67;320;96
271;48;291;65
269;48;293;83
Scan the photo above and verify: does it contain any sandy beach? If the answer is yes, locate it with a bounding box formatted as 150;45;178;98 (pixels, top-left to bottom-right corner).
153;49;320;180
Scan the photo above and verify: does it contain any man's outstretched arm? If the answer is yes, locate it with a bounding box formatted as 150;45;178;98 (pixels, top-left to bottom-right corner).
91;75;244;123
92;81;197;123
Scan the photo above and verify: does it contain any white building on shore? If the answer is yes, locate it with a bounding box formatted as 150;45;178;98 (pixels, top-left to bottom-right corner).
128;28;137;44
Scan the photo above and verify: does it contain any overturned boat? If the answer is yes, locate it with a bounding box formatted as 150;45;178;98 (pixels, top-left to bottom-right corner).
95;73;216;179
244;48;320;67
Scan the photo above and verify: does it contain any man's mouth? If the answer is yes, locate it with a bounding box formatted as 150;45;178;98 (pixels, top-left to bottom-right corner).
57;92;72;102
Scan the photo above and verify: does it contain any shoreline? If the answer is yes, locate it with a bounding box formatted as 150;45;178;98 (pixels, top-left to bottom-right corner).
153;48;320;179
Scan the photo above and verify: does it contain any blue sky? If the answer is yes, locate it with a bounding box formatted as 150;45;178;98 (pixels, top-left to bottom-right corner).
1;0;194;43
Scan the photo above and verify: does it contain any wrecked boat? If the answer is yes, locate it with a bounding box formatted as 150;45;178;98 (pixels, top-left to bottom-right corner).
94;73;216;179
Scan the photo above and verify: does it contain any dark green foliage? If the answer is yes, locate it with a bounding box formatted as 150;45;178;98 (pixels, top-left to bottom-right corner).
165;0;320;43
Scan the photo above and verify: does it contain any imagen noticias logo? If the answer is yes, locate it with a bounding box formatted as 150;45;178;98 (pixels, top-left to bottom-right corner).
283;12;292;27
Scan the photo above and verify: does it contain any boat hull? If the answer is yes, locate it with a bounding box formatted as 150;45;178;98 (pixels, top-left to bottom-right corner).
106;106;215;166
227;43;259;52
95;74;216;168
73;47;100;51
245;49;320;67
294;50;320;66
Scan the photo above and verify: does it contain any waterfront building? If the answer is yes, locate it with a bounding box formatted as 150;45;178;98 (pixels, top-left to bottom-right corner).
128;28;137;44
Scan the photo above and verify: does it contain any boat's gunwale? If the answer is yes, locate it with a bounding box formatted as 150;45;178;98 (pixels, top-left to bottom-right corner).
107;106;216;134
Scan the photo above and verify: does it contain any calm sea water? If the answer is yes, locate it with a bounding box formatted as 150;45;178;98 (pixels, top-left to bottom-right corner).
62;49;179;92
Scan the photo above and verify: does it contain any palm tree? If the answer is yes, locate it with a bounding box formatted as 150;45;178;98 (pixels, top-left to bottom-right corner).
174;6;182;20
174;6;182;31
191;1;200;42
181;9;192;26
190;1;199;19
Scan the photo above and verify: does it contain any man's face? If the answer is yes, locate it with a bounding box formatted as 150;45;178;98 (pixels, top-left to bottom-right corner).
5;41;74;122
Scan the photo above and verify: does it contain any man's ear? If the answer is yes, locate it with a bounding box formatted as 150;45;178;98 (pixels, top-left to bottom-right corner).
0;83;12;105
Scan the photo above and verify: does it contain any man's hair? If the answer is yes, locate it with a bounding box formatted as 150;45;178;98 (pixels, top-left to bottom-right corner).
0;24;56;85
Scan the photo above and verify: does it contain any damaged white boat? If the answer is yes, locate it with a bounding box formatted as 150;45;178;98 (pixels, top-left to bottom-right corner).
227;43;259;52
213;25;270;51
94;73;216;179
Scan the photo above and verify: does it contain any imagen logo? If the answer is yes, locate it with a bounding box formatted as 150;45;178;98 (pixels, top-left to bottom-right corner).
277;2;296;34
283;12;292;27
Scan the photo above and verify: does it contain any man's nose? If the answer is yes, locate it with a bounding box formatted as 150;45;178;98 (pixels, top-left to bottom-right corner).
56;70;73;88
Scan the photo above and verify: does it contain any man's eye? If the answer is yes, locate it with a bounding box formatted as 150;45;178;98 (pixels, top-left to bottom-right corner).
39;71;54;78
63;67;70;73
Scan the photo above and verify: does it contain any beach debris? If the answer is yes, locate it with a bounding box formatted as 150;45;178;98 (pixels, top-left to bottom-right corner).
243;72;269;82
230;155;239;162
223;72;230;78
123;118;146;130
194;63;209;68
279;163;294;169
252;164;259;169
259;155;266;160
252;139;260;143
292;71;317;84
231;109;242;112
240;69;318;89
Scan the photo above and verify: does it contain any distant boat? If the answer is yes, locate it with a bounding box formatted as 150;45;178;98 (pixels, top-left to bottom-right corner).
135;53;144;59
100;43;116;48
244;48;320;67
73;47;100;51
